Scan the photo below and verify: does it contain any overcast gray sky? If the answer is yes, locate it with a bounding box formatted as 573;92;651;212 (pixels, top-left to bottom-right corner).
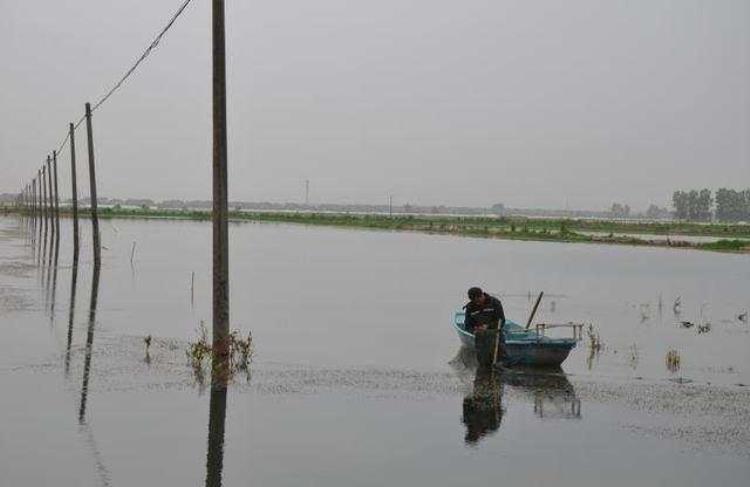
1;0;748;210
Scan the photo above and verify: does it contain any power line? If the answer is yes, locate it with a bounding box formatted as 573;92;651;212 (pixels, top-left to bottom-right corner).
91;0;195;113
52;0;196;156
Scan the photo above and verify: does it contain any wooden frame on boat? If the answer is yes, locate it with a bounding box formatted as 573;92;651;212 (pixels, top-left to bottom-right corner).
533;323;585;341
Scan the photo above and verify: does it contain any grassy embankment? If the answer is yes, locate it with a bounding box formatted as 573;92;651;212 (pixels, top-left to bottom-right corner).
4;205;749;253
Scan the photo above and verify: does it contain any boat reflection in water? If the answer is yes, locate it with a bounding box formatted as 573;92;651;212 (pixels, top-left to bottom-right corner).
451;347;582;446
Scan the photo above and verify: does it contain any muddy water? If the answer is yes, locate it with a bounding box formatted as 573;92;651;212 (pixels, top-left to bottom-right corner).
1;215;748;486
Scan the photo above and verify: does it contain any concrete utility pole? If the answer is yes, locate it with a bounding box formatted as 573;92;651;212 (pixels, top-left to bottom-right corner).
52;150;60;235
36;173;42;244
46;156;54;235
212;0;230;371
69;122;80;259
41;166;48;236
85;103;101;268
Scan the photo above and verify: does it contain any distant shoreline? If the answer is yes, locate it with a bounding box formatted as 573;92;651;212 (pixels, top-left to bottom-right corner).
3;207;749;254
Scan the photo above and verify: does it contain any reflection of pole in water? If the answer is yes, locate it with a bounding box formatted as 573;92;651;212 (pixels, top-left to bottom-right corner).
49;230;60;320
79;263;101;423
30;180;36;256
65;255;80;376
45;205;58;309
205;364;229;487
41;167;48;270
36;174;43;266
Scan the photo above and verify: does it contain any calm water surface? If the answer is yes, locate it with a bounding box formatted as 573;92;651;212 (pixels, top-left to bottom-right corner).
1;216;748;486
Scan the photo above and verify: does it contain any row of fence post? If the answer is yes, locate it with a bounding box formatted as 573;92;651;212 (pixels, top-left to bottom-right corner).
17;103;98;265
14;1;229;402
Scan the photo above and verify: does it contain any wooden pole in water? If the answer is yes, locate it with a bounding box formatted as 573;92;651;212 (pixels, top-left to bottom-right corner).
32;180;37;226
69;122;80;259
41;166;49;269
52;150;60;235
525;291;544;330
46;156;54;236
85;103;101;267
36;173;43;245
41;165;48;236
212;0;230;372
32;179;36;232
37;175;42;222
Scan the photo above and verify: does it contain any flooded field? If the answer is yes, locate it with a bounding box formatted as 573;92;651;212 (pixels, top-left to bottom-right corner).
1;215;749;486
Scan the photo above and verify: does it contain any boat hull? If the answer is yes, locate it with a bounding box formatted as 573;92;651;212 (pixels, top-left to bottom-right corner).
454;312;576;367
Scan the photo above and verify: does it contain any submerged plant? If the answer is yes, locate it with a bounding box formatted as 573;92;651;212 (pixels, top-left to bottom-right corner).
697;322;711;334
587;324;603;352
187;321;254;380
186;320;211;369
666;349;681;373
229;330;254;370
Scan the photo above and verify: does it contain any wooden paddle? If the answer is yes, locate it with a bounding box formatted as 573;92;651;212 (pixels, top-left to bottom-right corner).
525;291;544;330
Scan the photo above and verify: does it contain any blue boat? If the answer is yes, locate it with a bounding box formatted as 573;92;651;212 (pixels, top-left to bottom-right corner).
454;311;579;367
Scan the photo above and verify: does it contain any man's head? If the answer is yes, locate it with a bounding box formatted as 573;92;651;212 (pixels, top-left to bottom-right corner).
468;286;485;305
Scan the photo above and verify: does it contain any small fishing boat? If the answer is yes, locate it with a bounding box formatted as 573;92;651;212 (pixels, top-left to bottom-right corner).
454;311;580;367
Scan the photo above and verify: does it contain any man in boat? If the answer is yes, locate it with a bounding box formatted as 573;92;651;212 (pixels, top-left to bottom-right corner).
464;287;507;363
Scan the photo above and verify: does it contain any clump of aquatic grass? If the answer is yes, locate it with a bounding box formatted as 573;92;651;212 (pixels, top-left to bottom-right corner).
187;321;213;371
229;330;254;370
628;343;639;369
187;321;254;378
697;322;711;334
666;349;681;373
587;324;603;352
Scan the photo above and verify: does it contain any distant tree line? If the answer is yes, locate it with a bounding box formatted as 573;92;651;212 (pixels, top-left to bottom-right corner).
610;203;631;219
672;188;750;222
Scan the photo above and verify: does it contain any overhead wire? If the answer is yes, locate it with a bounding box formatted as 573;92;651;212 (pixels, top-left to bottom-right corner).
50;0;196;157
91;0;195;113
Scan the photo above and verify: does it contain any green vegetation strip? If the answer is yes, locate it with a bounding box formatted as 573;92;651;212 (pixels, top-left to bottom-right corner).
3;206;749;254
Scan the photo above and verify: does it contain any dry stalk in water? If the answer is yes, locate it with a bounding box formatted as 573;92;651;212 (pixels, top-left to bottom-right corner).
187;321;254;377
666;349;681;373
587;324;602;352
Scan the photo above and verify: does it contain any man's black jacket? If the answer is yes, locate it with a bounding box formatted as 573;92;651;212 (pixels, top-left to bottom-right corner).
464;293;506;332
